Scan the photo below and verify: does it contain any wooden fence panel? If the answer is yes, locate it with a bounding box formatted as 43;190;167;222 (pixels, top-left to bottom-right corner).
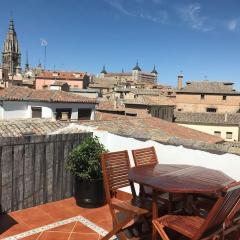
0;132;92;212
13;144;24;211
1;146;13;212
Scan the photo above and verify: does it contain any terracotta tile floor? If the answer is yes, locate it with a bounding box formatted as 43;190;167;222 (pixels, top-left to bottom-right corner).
0;198;115;240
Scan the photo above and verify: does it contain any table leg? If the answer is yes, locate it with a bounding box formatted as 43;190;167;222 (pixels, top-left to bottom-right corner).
152;189;158;240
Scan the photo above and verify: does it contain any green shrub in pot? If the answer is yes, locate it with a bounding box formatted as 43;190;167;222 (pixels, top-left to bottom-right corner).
66;136;108;208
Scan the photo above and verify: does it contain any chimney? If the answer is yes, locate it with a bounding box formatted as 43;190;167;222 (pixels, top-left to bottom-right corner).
113;99;117;109
224;113;228;122
177;72;183;90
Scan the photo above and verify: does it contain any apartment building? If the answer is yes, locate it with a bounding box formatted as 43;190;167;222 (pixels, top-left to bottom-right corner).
176;81;240;113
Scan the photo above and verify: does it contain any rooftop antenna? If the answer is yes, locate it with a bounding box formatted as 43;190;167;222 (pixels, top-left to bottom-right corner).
204;75;208;81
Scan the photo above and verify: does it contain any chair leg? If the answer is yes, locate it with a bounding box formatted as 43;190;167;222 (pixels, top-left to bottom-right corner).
152;221;170;240
101;213;135;240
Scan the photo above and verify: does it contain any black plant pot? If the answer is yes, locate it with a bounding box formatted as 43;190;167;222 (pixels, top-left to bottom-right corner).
74;177;106;208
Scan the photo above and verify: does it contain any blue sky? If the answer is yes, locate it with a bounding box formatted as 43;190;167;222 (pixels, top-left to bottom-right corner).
0;0;240;89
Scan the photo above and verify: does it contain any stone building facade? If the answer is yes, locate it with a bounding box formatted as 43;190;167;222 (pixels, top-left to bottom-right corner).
176;81;240;113
99;62;158;85
35;71;90;90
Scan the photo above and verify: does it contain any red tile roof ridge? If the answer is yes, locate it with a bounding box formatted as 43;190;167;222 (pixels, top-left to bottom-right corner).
80;117;223;144
0;86;97;104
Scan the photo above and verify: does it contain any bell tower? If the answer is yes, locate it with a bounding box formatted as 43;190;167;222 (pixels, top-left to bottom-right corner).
2;18;21;76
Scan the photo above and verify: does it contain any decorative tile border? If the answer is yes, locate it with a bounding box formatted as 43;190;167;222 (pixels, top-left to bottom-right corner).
3;215;117;240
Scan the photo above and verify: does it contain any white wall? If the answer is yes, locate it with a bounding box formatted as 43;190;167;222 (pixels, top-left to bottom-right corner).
93;131;240;193
2;101;29;119
0;101;96;120
179;123;239;142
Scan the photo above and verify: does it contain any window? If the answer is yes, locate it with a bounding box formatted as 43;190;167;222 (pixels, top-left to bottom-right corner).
206;108;217;112
177;108;182;112
214;131;221;137
201;94;205;100
56;108;72;120
126;112;137;116
223;95;227;100
226;132;233;139
78;109;92;120
32;107;42;118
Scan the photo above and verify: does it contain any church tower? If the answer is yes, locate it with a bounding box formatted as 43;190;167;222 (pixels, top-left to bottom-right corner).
2;18;21;76
132;61;141;82
151;65;158;84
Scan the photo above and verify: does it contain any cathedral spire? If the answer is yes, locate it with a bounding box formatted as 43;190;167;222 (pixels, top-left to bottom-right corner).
9;18;15;31
2;18;21;75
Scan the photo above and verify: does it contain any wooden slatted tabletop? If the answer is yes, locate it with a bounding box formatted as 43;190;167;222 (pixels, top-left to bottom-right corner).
128;164;235;196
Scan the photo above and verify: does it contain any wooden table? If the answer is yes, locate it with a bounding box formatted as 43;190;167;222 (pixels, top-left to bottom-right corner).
128;164;236;240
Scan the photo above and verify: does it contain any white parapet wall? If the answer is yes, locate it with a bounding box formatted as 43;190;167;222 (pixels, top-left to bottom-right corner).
93;130;240;193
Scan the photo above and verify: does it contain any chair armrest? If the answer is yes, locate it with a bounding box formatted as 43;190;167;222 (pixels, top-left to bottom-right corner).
225;199;240;227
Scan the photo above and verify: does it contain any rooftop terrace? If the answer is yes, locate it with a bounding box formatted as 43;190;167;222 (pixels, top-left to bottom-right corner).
0;121;239;239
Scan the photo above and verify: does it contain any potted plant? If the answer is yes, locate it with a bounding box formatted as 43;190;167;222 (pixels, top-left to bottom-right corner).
66;136;108;208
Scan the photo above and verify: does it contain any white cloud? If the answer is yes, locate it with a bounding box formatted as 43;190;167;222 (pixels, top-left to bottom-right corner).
104;1;240;33
178;3;214;32
139;10;168;23
227;19;238;31
104;0;134;17
104;0;168;24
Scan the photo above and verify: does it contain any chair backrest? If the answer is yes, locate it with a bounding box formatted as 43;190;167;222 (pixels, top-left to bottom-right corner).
132;146;158;167
194;181;240;240
101;150;131;204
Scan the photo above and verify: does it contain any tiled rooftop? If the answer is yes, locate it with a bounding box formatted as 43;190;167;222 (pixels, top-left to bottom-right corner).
0;87;97;103
37;71;87;80
177;81;240;94
175;112;240;125
0;119;68;137
81;117;223;144
124;95;175;106
95;111;133;121
130;88;162;95
97;99;125;111
0;117;222;144
104;72;132;77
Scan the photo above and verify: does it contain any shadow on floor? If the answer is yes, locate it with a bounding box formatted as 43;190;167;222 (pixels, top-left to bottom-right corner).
0;213;18;234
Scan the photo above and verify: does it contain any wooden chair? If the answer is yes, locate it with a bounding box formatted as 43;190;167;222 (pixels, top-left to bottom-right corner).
101;150;151;240
132;146;158;167
132;146;182;213
152;181;240;240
